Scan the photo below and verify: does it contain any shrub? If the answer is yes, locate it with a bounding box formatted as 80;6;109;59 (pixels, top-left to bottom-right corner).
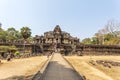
15;51;20;56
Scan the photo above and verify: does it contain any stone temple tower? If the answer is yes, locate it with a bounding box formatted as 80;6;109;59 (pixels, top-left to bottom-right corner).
53;25;62;44
33;25;80;53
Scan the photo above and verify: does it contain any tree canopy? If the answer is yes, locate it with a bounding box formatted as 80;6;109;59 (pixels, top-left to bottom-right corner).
20;27;31;40
82;19;120;45
0;26;32;42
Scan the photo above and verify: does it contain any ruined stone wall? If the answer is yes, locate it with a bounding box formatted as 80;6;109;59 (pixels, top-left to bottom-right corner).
76;45;120;56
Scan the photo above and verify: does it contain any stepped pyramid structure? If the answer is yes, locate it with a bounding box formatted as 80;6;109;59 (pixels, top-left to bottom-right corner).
33;25;80;54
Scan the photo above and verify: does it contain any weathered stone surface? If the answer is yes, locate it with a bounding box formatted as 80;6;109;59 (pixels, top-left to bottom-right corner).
96;60;120;67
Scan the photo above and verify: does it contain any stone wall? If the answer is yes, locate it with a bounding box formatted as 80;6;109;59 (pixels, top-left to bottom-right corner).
76;44;120;56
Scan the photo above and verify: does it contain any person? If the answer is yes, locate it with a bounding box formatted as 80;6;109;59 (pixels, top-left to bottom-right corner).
7;53;13;61
7;54;11;61
47;53;50;58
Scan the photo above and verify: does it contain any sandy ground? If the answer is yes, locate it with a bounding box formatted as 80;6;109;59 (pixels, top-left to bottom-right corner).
65;56;120;80
0;56;47;80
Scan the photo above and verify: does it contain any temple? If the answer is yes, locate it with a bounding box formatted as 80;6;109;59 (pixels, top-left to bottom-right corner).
1;25;120;59
33;25;80;55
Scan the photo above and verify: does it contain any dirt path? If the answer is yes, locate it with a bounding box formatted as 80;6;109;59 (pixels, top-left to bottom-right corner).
0;56;47;80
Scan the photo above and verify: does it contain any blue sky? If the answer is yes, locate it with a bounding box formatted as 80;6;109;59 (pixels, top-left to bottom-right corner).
0;0;120;40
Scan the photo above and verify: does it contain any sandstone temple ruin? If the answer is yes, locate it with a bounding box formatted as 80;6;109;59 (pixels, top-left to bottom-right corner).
33;25;80;55
33;25;120;56
0;25;120;58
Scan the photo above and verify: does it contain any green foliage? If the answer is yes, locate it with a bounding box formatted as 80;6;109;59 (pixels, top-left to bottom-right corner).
0;46;9;52
91;37;99;44
0;46;17;52
0;27;24;41
0;26;32;43
7;27;16;35
104;37;120;45
27;36;33;42
20;27;31;39
0;30;8;41
104;34;114;42
7;27;23;40
9;46;18;51
15;51;20;56
82;38;92;44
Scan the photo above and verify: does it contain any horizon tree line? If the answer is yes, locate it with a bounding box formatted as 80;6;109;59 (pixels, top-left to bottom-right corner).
0;23;32;43
82;19;120;45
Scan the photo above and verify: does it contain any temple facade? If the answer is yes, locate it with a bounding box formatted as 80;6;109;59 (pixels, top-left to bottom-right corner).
33;25;80;54
1;25;120;58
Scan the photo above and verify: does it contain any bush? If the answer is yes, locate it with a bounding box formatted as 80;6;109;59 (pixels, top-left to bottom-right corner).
0;46;17;53
15;51;20;56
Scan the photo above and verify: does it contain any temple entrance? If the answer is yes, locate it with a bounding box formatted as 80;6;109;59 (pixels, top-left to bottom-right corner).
54;38;61;52
54;42;57;52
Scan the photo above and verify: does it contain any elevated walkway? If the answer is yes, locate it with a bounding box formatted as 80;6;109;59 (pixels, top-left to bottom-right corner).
41;53;83;80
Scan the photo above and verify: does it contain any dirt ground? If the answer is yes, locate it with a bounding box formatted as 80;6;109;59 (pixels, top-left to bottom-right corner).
0;56;47;80
65;56;120;80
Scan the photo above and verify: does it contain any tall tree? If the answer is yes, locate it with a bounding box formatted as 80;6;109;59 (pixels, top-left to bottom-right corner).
104;19;120;37
7;27;17;41
94;19;120;45
0;30;8;41
94;32;104;45
20;27;31;53
7;27;22;40
20;27;31;40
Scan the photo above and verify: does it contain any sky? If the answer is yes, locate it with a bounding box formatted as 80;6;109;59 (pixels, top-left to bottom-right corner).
0;0;120;40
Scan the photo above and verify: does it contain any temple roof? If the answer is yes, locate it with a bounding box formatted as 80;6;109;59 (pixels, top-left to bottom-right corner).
53;25;61;33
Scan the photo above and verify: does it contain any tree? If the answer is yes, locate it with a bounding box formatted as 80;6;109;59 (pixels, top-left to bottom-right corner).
94;33;102;45
104;33;113;42
82;38;92;44
20;27;31;53
0;30;8;41
7;27;16;36
94;19;120;45
91;37;99;44
104;19;120;37
20;27;31;40
7;27;22;40
7;27;17;42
